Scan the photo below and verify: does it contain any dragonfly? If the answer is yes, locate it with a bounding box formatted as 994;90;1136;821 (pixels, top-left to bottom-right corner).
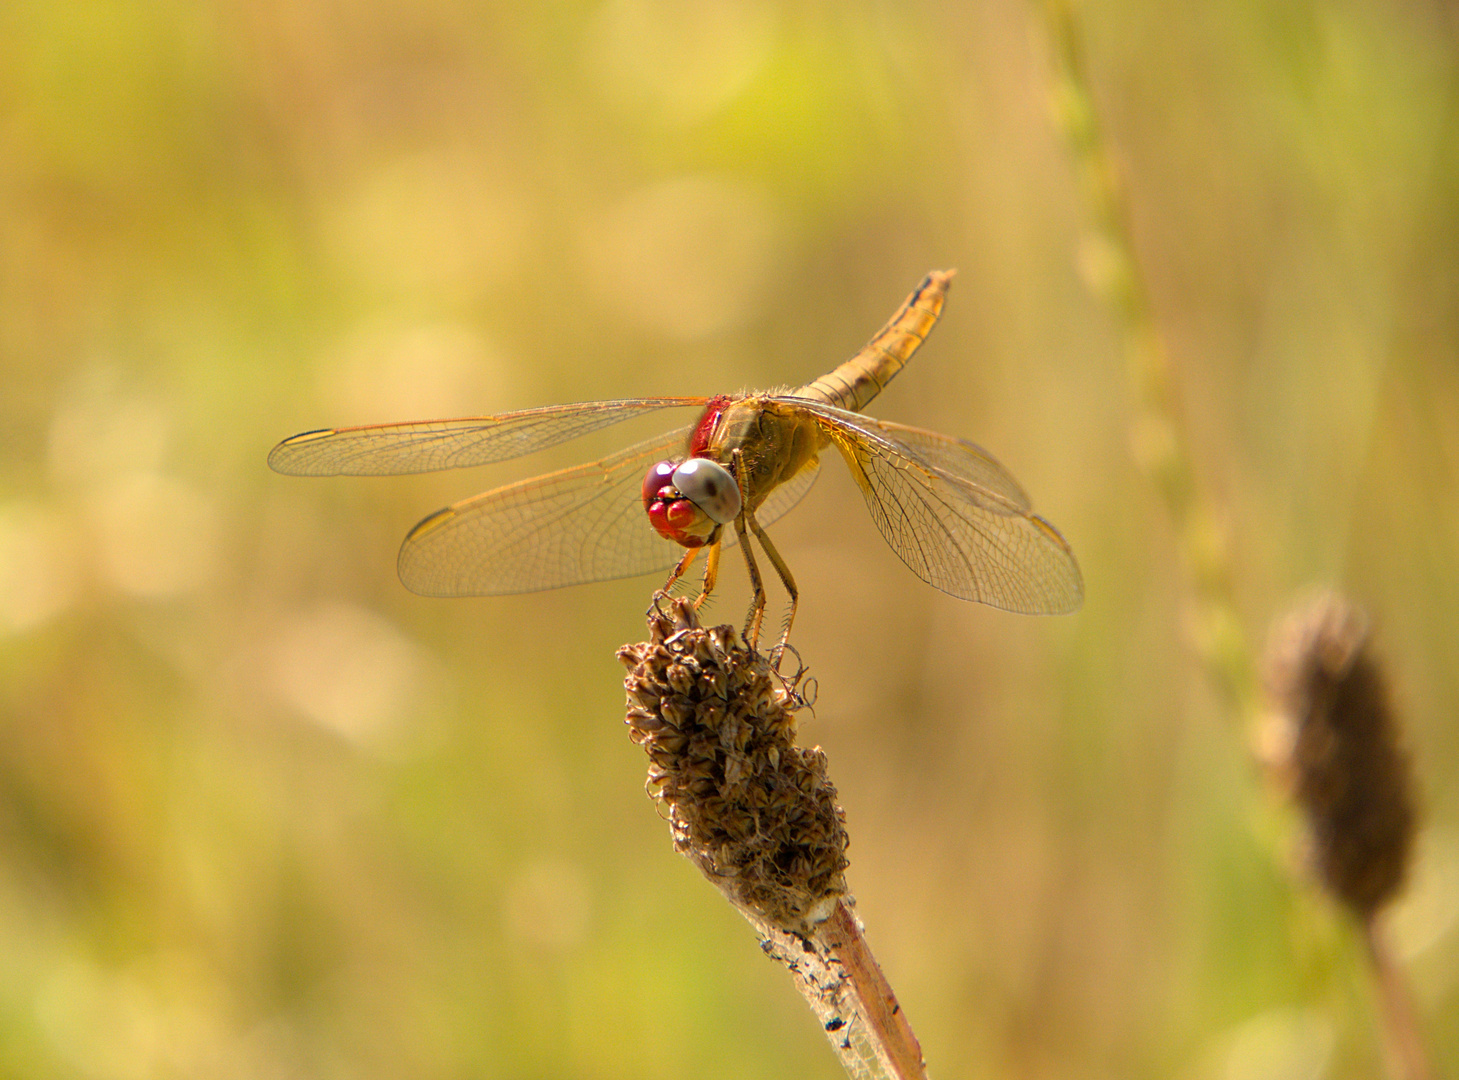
269;271;1083;654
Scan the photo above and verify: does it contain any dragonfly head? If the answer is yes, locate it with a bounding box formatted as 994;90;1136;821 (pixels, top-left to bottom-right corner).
642;456;742;547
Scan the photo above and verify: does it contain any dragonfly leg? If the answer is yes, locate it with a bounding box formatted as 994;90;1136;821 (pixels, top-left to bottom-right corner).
728;448;767;649
734;511;768;648
693;537;722;610
649;543;702;618
748;513;798;666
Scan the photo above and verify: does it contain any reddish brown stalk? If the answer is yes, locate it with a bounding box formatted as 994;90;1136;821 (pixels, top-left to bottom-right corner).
1364;916;1436;1080
743;900;927;1080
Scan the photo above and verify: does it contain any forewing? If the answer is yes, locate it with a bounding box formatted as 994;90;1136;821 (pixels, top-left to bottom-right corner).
789;400;1083;614
397;427;693;596
269;398;704;476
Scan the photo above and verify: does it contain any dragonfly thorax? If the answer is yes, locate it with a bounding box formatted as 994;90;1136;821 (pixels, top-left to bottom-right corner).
642;456;740;548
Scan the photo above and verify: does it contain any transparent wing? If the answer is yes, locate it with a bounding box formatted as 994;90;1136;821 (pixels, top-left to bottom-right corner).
843;418;1032;509
723;458;821;552
780;399;1083;614
268;398;706;476
397;427;693;596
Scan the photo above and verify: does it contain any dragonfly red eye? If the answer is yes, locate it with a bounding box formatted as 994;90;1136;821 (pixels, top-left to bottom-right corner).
641;460;678;509
642;458;716;547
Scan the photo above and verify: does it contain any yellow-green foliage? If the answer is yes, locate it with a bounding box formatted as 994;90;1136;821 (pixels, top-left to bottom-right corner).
1;2;1455;1077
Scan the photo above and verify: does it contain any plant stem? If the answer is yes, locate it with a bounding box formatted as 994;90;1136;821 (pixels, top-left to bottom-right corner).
1364;915;1437;1080
1040;0;1258;722
746;900;928;1080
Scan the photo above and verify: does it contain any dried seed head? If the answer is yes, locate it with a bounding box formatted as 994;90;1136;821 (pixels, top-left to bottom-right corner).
1263;592;1417;919
617;599;849;932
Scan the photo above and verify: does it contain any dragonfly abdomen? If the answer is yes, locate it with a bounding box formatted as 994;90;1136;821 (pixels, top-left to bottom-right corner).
793;270;953;413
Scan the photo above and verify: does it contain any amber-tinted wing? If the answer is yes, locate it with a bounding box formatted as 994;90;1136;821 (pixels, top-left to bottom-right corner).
268;398;706;476
760;457;822;525
397;427;694;596
843;417;1033;509
778;398;1084;614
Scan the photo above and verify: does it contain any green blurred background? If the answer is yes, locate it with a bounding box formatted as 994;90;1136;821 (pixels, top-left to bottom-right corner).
2;1;1457;1077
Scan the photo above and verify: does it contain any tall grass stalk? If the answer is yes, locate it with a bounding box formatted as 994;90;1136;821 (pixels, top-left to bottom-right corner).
1038;6;1434;1076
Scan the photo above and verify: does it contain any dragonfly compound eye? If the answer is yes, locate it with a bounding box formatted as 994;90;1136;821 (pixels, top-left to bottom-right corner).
672;457;742;525
643;458;717;547
641;460;679;510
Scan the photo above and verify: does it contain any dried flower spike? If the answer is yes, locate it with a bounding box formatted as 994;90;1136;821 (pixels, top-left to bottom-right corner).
618;598;849;932
619;600;927;1080
1263;593;1416;919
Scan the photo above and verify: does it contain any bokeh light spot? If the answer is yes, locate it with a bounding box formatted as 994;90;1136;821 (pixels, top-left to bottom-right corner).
0;500;82;632
89;473;219;599
264;601;433;748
